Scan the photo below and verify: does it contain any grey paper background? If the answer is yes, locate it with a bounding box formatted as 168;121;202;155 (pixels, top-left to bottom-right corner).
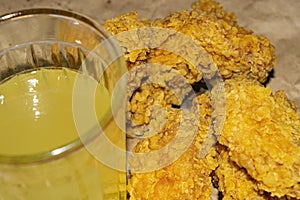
1;0;299;108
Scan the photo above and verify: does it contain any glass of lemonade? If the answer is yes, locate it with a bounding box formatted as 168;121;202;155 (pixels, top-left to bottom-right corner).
0;9;127;200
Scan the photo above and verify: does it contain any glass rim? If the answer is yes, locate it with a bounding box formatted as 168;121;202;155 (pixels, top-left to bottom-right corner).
0;8;98;27
0;8;122;165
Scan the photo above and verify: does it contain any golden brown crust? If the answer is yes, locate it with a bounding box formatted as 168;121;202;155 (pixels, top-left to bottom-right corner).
102;1;300;199
214;148;268;200
127;95;217;200
220;78;300;198
104;0;276;128
214;146;298;200
127;78;300;199
128;147;214;200
104;0;276;85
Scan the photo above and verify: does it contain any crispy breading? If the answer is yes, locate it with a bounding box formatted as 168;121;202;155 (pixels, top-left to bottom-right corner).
128;77;300;199
126;65;193;128
219;78;300;199
102;0;298;199
104;0;276;85
214;148;267;200
214;147;298;200
127;94;218;200
104;0;276;128
128;146;214;200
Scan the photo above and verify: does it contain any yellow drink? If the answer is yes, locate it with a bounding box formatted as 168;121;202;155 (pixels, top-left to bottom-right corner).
0;67;110;155
0;67;126;200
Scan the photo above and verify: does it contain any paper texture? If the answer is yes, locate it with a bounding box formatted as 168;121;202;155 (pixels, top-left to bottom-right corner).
1;0;299;109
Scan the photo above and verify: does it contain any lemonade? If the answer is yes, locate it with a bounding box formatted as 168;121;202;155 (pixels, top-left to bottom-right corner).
0;67;126;200
0;67;110;155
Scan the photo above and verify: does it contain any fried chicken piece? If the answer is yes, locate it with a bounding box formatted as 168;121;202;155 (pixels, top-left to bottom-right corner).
104;0;276;129
127;77;300;199
104;1;287;199
214;146;284;200
127;94;218;200
128;144;215;200
104;0;276;85
151;1;275;83
215;147;298;200
215;148;267;200
219;78;300;199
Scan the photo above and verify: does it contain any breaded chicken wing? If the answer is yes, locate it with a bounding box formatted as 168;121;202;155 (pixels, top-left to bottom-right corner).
127;94;218;200
219;78;300;199
104;0;276;85
214;146;298;200
104;0;276;130
214;147;268;200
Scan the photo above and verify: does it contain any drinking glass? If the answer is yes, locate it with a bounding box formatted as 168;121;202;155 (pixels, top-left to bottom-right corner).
0;8;126;200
